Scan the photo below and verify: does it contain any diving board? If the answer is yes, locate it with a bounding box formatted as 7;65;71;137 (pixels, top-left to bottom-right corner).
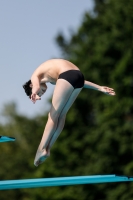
0;175;133;190
0;136;15;143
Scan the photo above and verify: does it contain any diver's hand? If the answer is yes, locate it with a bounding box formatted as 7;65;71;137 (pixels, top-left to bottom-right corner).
30;93;41;103
100;86;116;96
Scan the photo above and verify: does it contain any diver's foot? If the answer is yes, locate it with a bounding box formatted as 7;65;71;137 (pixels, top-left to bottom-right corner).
34;149;50;167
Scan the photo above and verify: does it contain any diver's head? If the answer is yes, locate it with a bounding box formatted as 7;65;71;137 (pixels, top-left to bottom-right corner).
23;80;47;98
23;80;32;98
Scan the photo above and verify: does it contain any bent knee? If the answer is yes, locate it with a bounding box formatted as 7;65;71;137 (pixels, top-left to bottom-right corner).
48;110;66;122
48;110;60;122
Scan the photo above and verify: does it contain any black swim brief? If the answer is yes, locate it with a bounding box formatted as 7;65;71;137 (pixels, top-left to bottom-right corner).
58;70;84;89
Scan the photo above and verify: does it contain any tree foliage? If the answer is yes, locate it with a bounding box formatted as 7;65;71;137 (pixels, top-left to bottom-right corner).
0;0;133;199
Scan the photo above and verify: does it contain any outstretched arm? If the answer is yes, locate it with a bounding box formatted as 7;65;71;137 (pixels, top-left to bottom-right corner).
84;80;115;96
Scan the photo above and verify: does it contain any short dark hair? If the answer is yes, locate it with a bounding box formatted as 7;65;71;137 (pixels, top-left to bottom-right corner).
23;80;32;98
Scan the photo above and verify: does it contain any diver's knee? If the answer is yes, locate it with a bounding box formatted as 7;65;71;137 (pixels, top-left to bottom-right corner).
48;111;60;122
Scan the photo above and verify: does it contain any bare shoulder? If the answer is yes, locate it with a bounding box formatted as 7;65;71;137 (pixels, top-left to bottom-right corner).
31;59;58;80
32;61;51;75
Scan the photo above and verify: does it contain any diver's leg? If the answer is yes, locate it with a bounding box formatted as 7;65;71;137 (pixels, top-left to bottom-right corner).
47;87;83;150
34;79;74;166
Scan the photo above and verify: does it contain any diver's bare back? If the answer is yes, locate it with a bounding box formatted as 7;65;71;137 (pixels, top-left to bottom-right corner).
32;59;79;84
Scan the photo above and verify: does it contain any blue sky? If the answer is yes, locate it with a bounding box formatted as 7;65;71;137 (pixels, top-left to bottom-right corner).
0;1;94;121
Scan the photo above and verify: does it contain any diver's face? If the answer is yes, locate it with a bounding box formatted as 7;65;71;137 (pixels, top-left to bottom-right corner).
29;83;47;99
37;84;47;97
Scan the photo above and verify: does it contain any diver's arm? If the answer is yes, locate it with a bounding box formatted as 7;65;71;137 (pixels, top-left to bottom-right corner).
84;80;115;96
84;80;101;91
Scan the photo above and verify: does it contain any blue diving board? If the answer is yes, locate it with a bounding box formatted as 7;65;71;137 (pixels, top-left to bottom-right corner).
0;136;15;143
0;174;133;190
